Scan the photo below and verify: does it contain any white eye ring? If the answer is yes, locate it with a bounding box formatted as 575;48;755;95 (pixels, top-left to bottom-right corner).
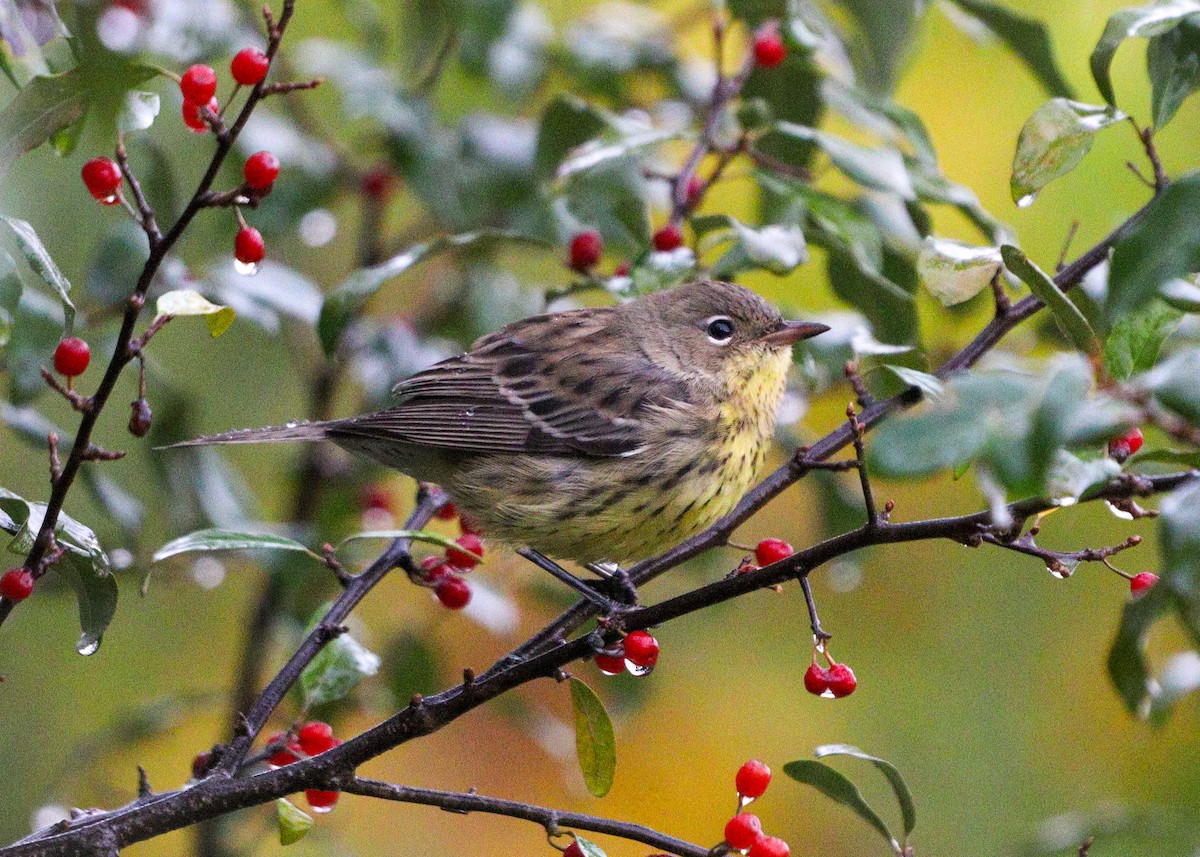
705;316;736;345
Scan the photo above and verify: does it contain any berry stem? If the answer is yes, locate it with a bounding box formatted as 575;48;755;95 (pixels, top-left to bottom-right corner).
799;575;831;644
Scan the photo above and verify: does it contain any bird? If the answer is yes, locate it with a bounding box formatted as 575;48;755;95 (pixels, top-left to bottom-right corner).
170;279;828;566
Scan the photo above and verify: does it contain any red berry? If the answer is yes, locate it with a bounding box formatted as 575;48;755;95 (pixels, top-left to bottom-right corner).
685;175;703;206
81;157;122;203
827;662;857;698
563;842;585;857
182;96;219;133
652;224;683;252
230;47;270;86
446;533;484;569
265;732;301;767
298;721;336;756
753;32;788;68
235;226;265;264
0;569;34;601
459;513;483;536
53;337;91;377
435;501;457;520
243;150;280;191
191;751;211;779
1130;572;1160;599
748;836;790;857
724;813;764;850
594;652;626;675
305;789;339;812
419;555;451;582
180;64;217;105
803;662;831;695
735;759;771;798
623;630;659;669
569;230;603;272
755;538;793;567
361;166;393;197
614;261;631;277
435;574;471;609
1107;427;1144;462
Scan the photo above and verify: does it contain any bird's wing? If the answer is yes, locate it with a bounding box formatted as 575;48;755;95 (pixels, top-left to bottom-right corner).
331;309;694;457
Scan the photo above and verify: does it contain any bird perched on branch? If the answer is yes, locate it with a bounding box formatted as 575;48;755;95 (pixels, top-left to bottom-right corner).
171;279;827;565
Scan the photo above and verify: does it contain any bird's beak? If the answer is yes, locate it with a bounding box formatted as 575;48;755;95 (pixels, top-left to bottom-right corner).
759;320;831;346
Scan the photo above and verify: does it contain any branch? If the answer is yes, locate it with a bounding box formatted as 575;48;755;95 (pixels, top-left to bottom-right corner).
0;0;302;632
343;779;709;857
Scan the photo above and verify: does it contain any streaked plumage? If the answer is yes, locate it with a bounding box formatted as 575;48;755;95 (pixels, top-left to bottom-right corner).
172;279;827;563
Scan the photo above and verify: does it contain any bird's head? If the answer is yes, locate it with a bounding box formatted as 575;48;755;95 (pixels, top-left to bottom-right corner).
623;279;829;383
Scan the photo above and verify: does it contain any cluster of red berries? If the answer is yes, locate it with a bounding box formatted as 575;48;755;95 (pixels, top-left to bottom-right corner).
1107;426;1143;462
594;629;660;676
723;760;789;857
0;568;35;602
408;502;485;610
262;721;342;812
803;656;857;698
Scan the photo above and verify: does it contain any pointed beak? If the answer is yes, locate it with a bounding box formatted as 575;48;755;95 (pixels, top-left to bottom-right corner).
759;320;831;347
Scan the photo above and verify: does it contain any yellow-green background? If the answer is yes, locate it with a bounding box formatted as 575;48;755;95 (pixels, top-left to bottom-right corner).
1;1;1198;854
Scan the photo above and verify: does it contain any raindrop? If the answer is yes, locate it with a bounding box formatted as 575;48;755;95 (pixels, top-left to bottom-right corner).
626;661;653;677
77;635;101;656
234;259;260;276
285;421;299;428
1105;500;1135;521
1016;194;1037;209
1046;558;1077;580
309;804;334;815
99;193;119;205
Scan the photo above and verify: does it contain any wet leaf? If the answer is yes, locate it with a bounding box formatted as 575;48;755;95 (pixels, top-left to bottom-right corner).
775;122;915;198
572;835;608;857
535;93;608;177
1091;1;1200;108
917;237;1001;306
1102;301;1182;381
883;365;944;401
0;72;86;179
1001;245;1100;354
117;90;159;134
155;289;235;338
783;759;898;849
1108;574;1171;714
1009;99;1124;206
6;287;62;403
814;744;916;839
557;128;688;179
1108;171;1200;317
152;528;318;562
301;624;382;709
276;798;313;845
2;215;74;330
944;0;1074;97
1144;348;1200;424
569;677;616;797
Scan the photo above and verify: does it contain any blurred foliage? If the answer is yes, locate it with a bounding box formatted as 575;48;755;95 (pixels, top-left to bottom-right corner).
1;0;1200;855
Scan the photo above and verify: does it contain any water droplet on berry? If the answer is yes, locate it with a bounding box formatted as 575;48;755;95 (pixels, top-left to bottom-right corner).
234;259;260;276
99;193;118;205
627;661;654;677
309;803;334;815
77;636;101;656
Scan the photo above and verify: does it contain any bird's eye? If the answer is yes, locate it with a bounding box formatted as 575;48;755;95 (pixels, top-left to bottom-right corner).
705;317;736;343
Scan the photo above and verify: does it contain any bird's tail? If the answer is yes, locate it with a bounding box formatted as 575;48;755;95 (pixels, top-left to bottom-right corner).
161;420;332;449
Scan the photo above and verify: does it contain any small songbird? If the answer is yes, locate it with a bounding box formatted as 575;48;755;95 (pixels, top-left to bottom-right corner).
172;279;827;564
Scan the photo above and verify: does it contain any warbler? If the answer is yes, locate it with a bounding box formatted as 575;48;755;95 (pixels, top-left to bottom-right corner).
174;279;827;564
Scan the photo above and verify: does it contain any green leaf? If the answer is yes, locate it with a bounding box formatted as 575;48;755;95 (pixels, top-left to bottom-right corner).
917;237;1001;306
1102;301;1182;381
1160;479;1200;647
1131;447;1200;467
0;72;86;180
556;128;689;180
152;529;318;562
569;676;616;797
1148;14;1200;128
1009;99;1125;207
1144;348;1200;424
335;529;475;557
276;799;313;846
1001;245;1100;354
571;835;608;857
535;94;609;177
1160;274;1200;311
883;365;944;401
944;0;1074;98
155;289;235;338
316;230;542;356
1091;1;1200;107
1109;171;1200;318
783;759;899;850
7;288;63;403
2;215;75;331
117;90;160;134
0;487;115;654
814;744;916;839
300;623;382;710
695;214;808;277
774;123;916;198
1108;582;1171;715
